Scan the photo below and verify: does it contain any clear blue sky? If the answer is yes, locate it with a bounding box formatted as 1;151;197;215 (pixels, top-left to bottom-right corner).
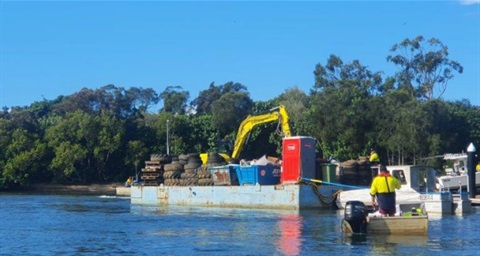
1;1;479;109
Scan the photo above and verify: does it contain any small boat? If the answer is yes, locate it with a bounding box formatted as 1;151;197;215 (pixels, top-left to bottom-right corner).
341;201;428;235
364;215;428;235
436;153;480;191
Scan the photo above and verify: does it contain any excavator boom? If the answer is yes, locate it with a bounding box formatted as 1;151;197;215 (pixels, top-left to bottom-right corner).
230;105;292;161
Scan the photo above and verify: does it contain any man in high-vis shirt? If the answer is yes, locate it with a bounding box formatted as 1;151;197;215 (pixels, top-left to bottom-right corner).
369;149;380;165
370;165;401;216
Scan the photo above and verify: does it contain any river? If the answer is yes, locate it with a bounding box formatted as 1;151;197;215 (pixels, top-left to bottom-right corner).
0;194;479;256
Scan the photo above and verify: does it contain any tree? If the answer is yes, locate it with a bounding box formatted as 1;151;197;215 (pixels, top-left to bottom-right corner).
313;54;383;93
387;36;463;100
160;86;189;114
211;91;253;135
45;110;126;183
1;129;50;188
309;55;382;159
191;81;249;115
276;86;310;136
125;140;148;180
93;110;125;181
191;82;223;115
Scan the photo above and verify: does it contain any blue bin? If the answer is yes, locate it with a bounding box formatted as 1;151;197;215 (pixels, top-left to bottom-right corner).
236;164;281;185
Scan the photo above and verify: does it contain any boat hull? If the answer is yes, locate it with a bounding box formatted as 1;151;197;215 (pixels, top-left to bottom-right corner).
130;183;340;210
437;172;480;190
366;215;428;235
342;215;428;235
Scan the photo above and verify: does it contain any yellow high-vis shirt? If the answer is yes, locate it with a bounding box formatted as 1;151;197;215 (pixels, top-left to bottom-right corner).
369;152;380;163
370;173;401;195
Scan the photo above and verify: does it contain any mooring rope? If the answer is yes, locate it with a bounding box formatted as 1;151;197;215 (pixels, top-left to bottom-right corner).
297;180;343;206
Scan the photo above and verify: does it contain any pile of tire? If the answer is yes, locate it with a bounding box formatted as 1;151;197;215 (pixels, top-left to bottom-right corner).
150;153;171;164
178;154;189;165
196;165;214;186
163;160;183;186
180;153;202;186
339;160;358;186
339;159;373;186
357;157;373;186
206;152;226;165
198;152;228;186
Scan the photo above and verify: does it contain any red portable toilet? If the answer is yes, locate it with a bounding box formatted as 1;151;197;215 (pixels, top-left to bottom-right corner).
282;136;316;183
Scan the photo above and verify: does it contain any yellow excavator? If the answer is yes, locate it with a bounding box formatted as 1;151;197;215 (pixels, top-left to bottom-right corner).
200;105;292;164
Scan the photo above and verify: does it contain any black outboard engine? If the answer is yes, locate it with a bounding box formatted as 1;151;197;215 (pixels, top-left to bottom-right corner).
343;200;368;234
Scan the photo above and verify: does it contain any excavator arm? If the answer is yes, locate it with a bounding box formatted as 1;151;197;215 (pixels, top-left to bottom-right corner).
230;105;292;162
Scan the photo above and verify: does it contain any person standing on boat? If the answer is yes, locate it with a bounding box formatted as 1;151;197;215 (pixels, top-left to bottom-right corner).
125;176;133;187
369;149;380;165
370;165;401;217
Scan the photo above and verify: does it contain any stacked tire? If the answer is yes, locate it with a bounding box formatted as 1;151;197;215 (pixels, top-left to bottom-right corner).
199;152;229;186
180;153;202;186
206;152;226;165
339;159;373;186
196;165;214;186
339;160;358;186
178;154;189;165
357;158;372;186
163;160;183;186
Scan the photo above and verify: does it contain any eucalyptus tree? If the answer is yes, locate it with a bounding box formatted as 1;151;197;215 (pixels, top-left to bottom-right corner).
276;86;310;136
191;82;222;115
52;85;158;118
121;87;160;114
160;86;189;115
211;90;254;136
387;36;463;100
309;55;383;160
377;96;430;165
191;81;249;115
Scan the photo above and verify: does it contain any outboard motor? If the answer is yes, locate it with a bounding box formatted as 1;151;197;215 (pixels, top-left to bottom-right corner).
343;200;368;234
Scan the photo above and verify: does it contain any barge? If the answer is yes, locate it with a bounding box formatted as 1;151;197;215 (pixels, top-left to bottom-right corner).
130;136;343;210
130;183;340;210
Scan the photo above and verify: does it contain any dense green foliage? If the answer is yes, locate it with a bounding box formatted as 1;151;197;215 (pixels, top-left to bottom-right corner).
1;36;478;189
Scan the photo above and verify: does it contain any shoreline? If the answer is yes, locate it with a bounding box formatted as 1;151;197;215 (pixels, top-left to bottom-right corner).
3;183;125;196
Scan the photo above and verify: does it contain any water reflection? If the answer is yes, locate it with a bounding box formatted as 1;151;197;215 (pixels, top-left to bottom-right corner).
372;234;428;246
342;233;367;245
276;213;303;256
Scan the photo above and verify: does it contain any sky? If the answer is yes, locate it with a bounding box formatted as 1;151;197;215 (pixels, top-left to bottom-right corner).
1;1;479;110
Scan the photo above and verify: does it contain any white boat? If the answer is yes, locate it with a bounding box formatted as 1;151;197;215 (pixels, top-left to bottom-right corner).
336;165;453;215
436;153;480;191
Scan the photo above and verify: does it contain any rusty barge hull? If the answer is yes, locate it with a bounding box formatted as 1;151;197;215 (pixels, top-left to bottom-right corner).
130;184;339;210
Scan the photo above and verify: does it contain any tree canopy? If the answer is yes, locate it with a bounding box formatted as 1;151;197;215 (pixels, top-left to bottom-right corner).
0;35;478;189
